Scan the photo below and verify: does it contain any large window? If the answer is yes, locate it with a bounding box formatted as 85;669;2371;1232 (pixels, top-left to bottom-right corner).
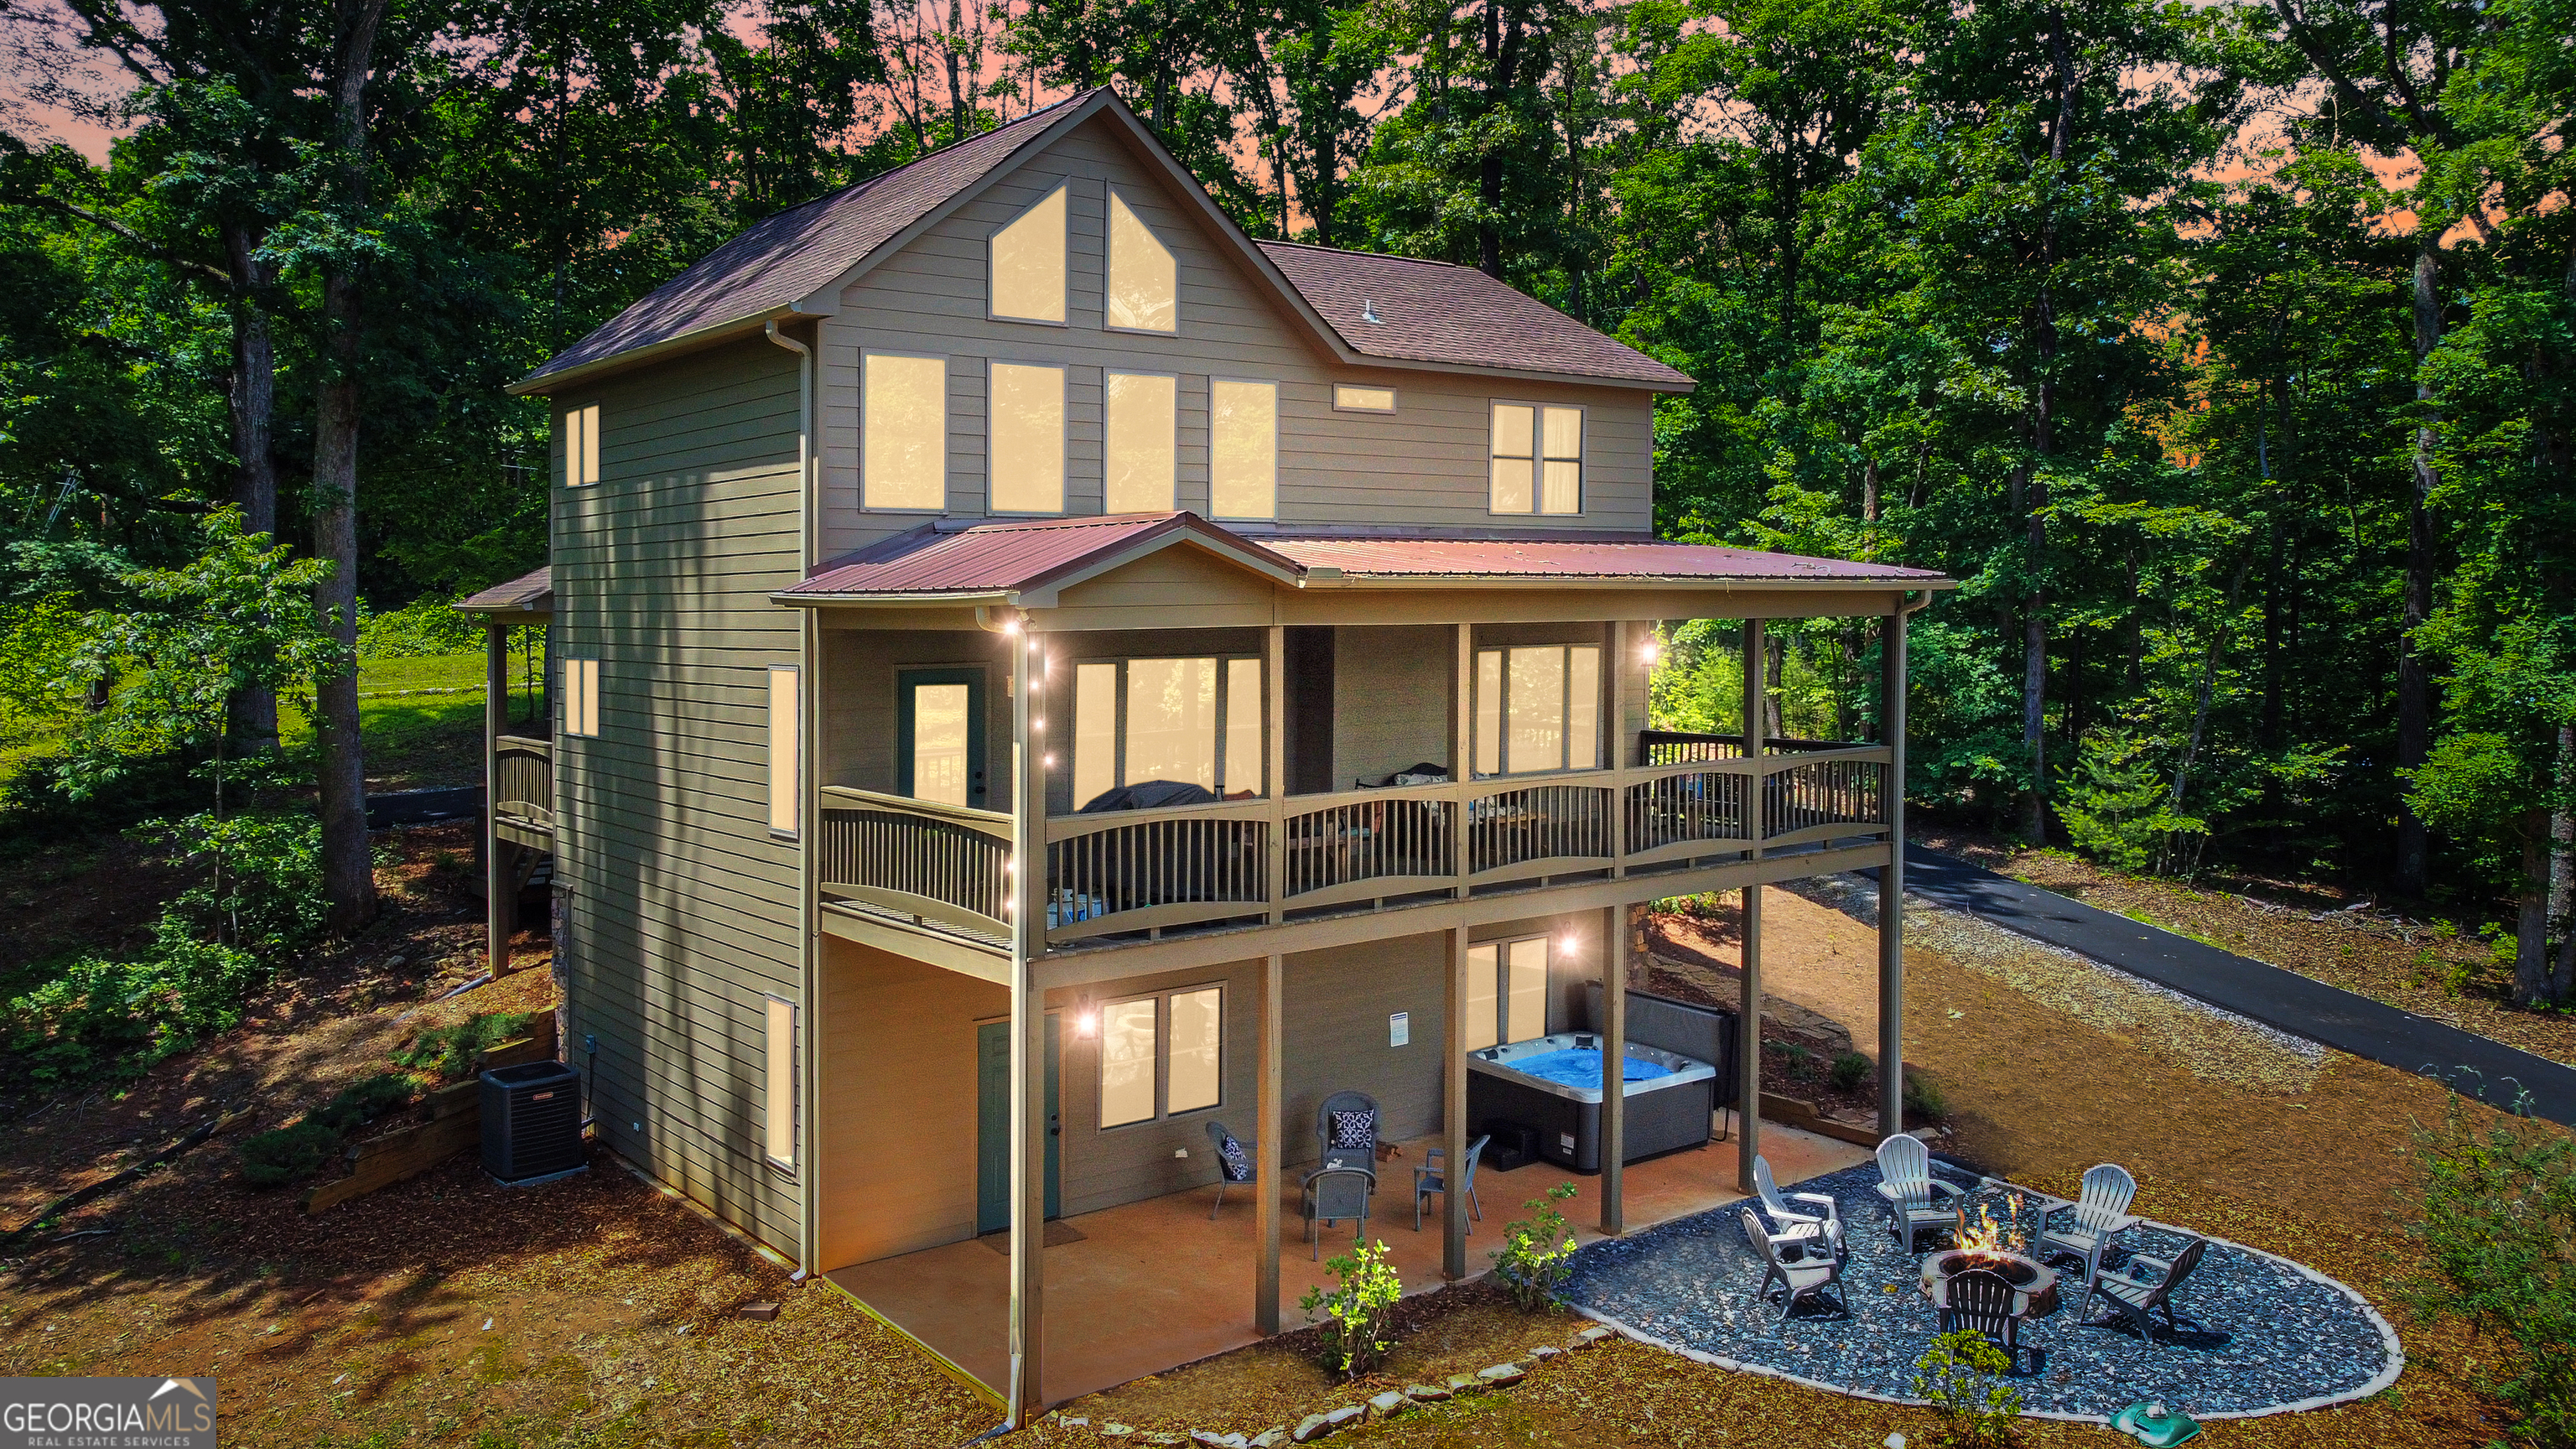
1104;371;1176;513
1105;190;1177;333
1100;984;1223;1128
1465;937;1551;1052
1209;379;1276;520
864;353;947;511
562;402;600;486
1070;656;1263;810
989;361;1066;514
1472;644;1600;776
989;184;1067;324
1489;402;1583;515
766;664;799;836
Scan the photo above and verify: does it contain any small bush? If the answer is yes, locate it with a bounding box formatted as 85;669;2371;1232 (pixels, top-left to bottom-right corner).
2402;1097;2576;1446
393;1010;534;1083
1491;1182;1581;1311
0;748;206;844
1910;1328;2022;1446
1831;1051;1872;1093
239;1121;343;1188
356;596;482;659
3;917;267;1090
1298;1239;1402;1379
1903;1072;1950;1121
312;1072;418;1134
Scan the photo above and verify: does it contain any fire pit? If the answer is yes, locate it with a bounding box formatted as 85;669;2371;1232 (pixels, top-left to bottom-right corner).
1921;1249;2061;1320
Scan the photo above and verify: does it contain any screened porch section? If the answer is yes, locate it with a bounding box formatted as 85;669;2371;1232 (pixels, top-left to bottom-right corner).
812;620;1895;953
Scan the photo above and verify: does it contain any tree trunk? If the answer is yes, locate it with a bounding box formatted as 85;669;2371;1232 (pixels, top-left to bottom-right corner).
2551;720;2575;1005
2395;235;2440;896
312;0;388;937
2020;9;2073;847
2515;811;2553;1008
222;221;281;756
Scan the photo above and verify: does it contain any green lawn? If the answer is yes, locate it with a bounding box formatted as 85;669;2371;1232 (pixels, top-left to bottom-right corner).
278;652;548;792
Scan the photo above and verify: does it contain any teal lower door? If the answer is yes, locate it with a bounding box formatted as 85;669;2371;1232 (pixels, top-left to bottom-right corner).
975;1016;1061;1234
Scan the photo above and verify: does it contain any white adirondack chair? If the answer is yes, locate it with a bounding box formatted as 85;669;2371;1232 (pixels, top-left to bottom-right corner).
1739;1208;1847;1329
1753;1154;1844;1259
2036;1162;2140;1317
1872;1133;1966;1250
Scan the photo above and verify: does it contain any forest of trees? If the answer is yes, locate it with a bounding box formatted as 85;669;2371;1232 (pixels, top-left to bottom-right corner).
0;0;2568;1002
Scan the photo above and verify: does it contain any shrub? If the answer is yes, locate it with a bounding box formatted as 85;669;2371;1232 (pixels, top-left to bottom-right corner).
1909;1328;2022;1446
3;917;267;1091
1903;1072;1950;1121
1831;1051;1872;1093
355;596;482;659
237;1072;418;1188
2402;1097;2576;1446
1491;1182;1581;1311
394;1011;535;1083
0;748;206;845
1298;1239;1402;1379
2056;730;2203;875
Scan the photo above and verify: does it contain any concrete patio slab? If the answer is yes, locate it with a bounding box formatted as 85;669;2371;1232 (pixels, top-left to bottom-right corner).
823;1118;1869;1405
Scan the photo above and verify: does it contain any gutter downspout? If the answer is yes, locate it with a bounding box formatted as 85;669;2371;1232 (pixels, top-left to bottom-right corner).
765;319;823;1281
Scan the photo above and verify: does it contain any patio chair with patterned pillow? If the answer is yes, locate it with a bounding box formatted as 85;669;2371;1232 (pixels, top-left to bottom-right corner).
2036;1162;2140;1317
1316;1090;1380;1172
1873;1133;1966;1250
1205;1119;1256;1220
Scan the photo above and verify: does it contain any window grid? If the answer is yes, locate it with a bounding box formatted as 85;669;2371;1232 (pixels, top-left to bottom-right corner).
564;402;600;486
561;657;600;739
1489;402;1583;516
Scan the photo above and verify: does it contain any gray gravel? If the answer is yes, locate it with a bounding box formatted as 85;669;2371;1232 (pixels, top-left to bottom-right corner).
1561;1162;2392;1418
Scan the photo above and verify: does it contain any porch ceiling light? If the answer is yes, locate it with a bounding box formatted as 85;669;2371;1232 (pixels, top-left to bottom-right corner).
1561;933;1580;953
1077;1008;1099;1038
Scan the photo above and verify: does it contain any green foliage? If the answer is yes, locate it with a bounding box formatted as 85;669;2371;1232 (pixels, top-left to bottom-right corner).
1830;1052;1872;1093
2057;731;2205;875
2402;1100;2576;1446
2;916;266;1090
393;1011;535;1084
354;597;482;660
237;1072;419;1188
1910;1328;2023;1446
1903;1072;1950;1122
1297;1238;1402;1379
1489;1182;1581;1311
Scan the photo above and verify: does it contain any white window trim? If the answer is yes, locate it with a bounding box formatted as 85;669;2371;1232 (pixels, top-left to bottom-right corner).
1102;369;1181;516
1096;981;1228;1130
985;358;1070;517
1332;384;1398;414
1472;643;1602;777
1103;186;1180;337
1069;653;1266;803
988;180;1072;328
1208;376;1278;522
1488;399;1586;517
764;994;799;1171
861;350;950;514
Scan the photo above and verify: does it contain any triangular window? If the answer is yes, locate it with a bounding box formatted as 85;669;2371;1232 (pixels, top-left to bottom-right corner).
989;184;1067;324
1106;190;1177;334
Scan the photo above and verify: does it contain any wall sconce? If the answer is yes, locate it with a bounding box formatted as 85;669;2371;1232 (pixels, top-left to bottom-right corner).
1640;639;1662;667
1076;1005;1099;1039
1561;932;1581;955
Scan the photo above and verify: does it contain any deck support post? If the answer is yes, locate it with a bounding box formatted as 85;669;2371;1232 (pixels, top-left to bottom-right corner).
1877;605;1909;1142
1599;904;1625;1234
483;621;511;977
1452;624;1472;896
1255;952;1283;1334
1266;626;1286;922
1443;925;1469;1280
1006;620;1049;1428
1737;619;1765;1189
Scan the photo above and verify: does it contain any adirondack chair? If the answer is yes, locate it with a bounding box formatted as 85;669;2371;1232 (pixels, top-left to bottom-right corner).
1873;1134;1966;1250
2087;1235;2210;1347
1739;1208;1847;1330
1938;1268;2024;1372
1205;1119;1256;1219
2036;1162;2140;1316
1753;1154;1844;1259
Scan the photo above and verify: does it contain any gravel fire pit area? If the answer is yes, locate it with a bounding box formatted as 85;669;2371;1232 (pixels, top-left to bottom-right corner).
1560;1163;2399;1421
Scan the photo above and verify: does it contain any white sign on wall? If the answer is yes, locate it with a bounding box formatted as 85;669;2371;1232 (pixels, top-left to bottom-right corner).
1389;1011;1410;1047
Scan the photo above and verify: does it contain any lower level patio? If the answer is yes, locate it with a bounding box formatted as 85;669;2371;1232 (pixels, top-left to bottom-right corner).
825;1118;1871;1404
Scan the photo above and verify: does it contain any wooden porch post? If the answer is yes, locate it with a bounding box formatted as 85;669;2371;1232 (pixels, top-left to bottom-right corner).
1266;625;1286;922
1007;620;1049;1427
1443;925;1470;1280
484;621;511;977
1255;951;1283;1334
1878;605;1909;1141
1737;619;1765;1190
1599;904;1625;1234
1452;625;1472;895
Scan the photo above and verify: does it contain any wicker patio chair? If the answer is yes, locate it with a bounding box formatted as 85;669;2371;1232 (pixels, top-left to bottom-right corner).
1753;1153;1844;1258
1316;1090;1380;1173
1205;1119;1256;1219
1414;1135;1488;1232
1739;1208;1847;1331
1302;1166;1376;1259
2086;1235;2210;1348
1873;1133;1966;1250
2036;1162;2140;1316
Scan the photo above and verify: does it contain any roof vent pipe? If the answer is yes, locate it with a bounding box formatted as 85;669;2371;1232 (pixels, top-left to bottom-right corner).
1360;299;1382;324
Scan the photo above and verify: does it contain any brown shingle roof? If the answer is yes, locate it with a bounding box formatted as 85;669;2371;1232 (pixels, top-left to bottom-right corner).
1257;243;1694;389
520;95;1097;387
454;565;553;613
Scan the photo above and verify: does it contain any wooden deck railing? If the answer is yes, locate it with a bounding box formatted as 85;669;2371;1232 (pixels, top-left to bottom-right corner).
824;735;1895;951
493;735;553;829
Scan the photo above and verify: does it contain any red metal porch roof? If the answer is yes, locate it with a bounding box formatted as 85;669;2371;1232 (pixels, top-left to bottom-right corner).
1268;535;1944;584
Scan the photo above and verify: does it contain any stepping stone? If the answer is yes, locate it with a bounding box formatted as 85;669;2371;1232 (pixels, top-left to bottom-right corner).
1404;1383;1451;1403
1368;1390;1407;1418
1291;1413;1333;1443
1446;1372;1483;1394
1249;1430;1287;1448
1476;1363;1528;1387
1325;1405;1366;1432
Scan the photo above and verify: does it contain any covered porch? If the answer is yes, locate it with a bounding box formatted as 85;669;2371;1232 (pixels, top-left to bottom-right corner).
826;1119;1871;1405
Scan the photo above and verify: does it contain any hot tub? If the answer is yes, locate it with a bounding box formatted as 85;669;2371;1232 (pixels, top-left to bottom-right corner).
1466;1032;1717;1173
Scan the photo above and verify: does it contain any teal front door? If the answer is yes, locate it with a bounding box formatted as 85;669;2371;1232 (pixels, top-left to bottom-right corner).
976;1016;1061;1234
